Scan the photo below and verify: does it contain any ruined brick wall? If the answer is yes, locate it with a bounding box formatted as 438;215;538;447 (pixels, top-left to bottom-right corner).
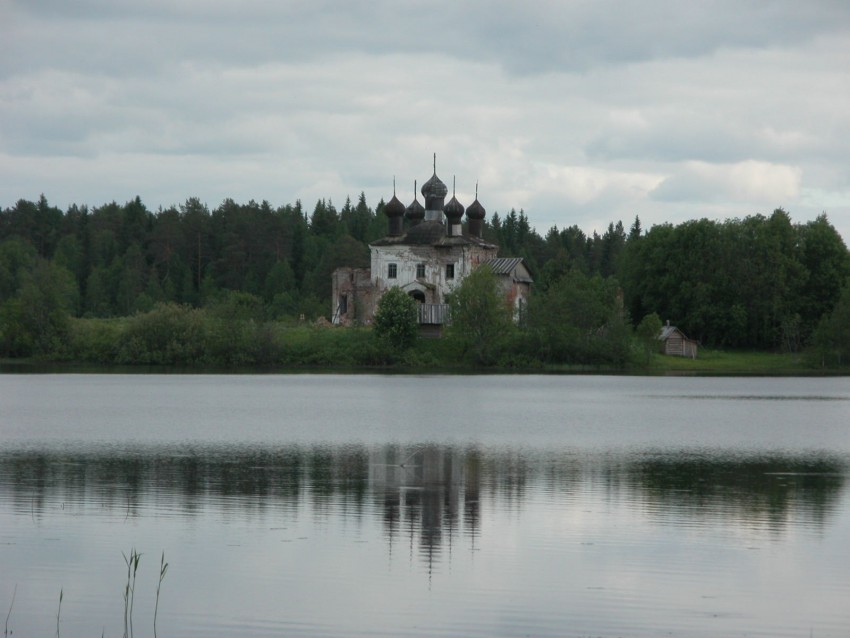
331;267;374;325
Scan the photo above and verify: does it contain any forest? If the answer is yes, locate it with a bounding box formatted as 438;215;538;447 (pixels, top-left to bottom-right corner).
1;192;849;367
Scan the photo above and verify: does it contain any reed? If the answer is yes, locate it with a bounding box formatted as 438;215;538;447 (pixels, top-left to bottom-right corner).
55;588;62;638
3;551;168;637
154;552;168;638
4;584;15;637
122;548;141;638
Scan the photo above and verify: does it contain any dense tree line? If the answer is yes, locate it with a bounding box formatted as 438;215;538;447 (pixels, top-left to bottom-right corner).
0;193;383;318
619;210;849;350
0;193;384;355
486;207;849;354
1;192;849;362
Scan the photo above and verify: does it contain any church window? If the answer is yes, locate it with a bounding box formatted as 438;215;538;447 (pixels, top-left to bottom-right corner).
416;263;426;278
446;263;455;279
388;263;397;279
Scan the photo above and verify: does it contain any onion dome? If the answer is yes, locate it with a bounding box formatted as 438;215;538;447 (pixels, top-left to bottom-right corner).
384;193;405;218
444;176;464;237
444;177;464;222
406;197;425;221
421;154;448;211
466;182;486;238
384;179;405;236
405;180;425;225
465;197;485;220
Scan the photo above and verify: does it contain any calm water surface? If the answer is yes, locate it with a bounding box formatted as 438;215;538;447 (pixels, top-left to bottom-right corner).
1;374;849;637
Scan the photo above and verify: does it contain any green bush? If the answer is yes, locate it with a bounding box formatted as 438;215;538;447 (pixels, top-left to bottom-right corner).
67;317;126;363
809;279;850;367
373;287;418;351
117;303;207;365
447;267;514;365
526;270;632;366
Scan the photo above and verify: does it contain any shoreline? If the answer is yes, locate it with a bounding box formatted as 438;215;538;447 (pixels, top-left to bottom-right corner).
2;351;847;376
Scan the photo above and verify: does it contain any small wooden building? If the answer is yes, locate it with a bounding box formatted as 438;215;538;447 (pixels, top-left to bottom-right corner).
659;321;698;358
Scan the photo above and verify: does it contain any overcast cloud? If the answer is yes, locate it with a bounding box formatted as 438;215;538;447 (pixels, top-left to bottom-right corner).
2;0;850;242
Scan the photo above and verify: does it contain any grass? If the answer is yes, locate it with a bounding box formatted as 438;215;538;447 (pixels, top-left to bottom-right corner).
645;348;814;375
5;319;849;376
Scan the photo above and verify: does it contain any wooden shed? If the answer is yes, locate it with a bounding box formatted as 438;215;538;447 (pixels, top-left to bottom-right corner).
658;321;698;358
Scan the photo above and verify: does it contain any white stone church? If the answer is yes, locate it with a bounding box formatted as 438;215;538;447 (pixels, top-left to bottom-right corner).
332;160;532;335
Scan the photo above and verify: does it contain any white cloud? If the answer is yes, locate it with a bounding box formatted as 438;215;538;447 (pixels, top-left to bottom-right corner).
652;161;802;204
2;0;850;242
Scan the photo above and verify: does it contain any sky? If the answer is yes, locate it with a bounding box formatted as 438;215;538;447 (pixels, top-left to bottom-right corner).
2;0;850;243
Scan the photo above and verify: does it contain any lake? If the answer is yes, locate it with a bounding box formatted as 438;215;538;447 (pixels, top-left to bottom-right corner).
1;373;849;637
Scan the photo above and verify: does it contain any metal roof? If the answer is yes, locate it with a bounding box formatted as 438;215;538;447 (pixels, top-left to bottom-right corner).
482;257;533;282
483;257;521;274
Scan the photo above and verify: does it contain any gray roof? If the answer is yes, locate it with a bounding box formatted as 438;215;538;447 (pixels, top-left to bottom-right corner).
659;325;693;341
483;257;533;283
371;221;497;248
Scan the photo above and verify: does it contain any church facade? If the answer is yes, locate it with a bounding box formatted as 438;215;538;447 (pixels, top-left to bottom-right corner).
332;161;532;334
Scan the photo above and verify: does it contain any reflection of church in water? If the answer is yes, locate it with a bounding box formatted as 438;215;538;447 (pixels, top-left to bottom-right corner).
369;445;484;572
5;445;836;577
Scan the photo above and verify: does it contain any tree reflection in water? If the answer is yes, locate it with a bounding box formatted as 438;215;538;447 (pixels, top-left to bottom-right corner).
0;445;845;566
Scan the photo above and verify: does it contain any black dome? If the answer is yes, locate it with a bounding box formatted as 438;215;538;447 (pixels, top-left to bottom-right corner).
384;194;405;218
421;171;448;210
466;198;486;220
406;197;425;221
445;194;464;220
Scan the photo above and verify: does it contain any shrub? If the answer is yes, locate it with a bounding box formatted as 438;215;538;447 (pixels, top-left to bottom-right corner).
67;317;125;363
117;303;207;365
447;267;514;365
373;287;418;351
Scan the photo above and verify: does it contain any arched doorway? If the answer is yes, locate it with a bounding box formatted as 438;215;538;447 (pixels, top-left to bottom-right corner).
409;290;426;303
